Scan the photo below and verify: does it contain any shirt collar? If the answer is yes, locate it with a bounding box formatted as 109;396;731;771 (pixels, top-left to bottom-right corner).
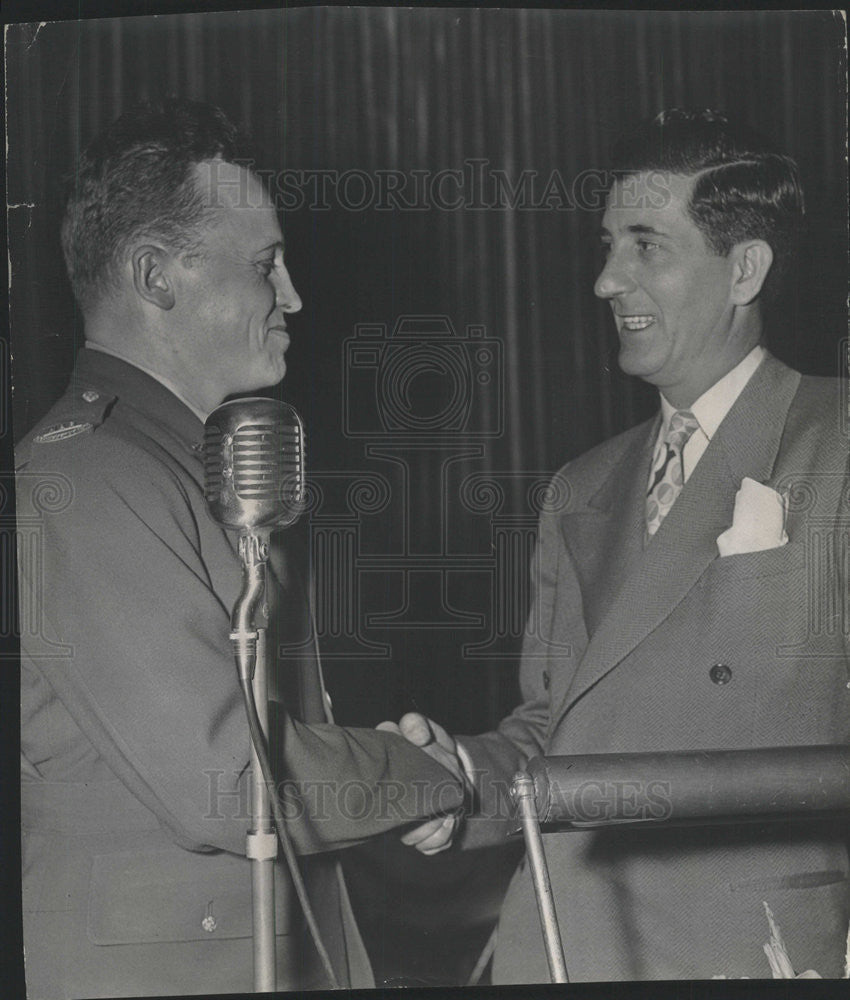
85;341;210;425
659;345;767;439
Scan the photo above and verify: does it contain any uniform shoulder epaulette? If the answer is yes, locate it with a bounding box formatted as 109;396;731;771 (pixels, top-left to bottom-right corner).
16;386;118;471
31;386;117;446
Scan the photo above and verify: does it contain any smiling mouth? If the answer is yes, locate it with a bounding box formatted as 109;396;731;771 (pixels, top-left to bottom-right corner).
617;314;655;332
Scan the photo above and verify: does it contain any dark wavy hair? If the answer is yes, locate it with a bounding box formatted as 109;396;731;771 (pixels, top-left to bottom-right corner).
611;108;804;301
61;98;245;310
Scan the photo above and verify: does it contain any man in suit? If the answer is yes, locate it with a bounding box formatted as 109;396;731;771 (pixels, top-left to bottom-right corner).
382;109;850;980
16;98;464;998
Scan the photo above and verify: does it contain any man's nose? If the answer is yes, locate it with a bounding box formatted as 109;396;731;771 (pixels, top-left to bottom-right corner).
594;252;635;300
274;263;302;313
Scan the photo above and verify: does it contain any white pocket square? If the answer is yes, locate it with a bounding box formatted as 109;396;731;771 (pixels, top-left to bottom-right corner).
716;477;789;557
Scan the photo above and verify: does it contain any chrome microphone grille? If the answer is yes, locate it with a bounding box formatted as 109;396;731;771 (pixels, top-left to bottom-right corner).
203;398;306;531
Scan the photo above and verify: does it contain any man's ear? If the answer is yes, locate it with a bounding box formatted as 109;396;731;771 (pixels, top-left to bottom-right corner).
132;246;175;310
730;239;773;306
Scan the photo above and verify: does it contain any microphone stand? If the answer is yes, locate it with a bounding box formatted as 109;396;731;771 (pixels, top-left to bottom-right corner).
205;397;338;990
231;529;277;993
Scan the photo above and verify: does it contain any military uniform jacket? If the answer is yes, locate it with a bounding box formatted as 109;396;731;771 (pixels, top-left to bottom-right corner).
17;348;462;999
459;355;850;981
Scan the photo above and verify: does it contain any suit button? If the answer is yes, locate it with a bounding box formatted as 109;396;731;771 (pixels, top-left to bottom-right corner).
710;663;732;685
81;390;100;403
542;671;550;691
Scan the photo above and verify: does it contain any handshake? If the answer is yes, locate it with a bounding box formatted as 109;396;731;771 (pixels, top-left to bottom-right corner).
377;713;476;855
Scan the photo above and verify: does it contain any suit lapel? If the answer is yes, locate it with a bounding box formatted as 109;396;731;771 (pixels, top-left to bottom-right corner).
552;355;802;721
560;417;658;635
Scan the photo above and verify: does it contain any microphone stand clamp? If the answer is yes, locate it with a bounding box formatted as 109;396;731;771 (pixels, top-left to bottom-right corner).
230;532;270;683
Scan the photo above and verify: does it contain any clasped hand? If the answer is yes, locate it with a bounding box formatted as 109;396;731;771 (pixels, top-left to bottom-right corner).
376;712;472;855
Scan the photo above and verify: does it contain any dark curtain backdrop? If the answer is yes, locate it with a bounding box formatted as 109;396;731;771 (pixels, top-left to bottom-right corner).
6;8;847;984
7;8;847;735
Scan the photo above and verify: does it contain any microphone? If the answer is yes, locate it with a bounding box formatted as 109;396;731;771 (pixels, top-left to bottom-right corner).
203;397;305;533
203;396;306;680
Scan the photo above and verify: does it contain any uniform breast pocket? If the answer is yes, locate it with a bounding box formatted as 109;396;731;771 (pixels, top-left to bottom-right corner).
87;847;297;944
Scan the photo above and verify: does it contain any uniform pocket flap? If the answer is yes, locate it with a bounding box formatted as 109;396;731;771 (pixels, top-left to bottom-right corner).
87;847;293;944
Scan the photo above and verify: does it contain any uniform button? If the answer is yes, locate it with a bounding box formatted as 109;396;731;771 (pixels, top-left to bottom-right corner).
542;671;550;691
710;663;732;685
82;390;100;403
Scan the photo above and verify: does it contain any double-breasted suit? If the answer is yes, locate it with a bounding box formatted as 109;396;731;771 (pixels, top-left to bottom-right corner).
460;354;850;981
16;349;463;998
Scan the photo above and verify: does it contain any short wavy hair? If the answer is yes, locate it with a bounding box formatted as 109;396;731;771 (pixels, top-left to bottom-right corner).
610;108;804;301
61;98;244;311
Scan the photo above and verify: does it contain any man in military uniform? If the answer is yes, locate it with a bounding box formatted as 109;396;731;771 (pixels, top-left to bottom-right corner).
16;98;465;998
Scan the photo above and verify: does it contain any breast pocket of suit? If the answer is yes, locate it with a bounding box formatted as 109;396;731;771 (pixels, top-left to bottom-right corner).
697;540;849;742
702;540;807;640
703;534;848;652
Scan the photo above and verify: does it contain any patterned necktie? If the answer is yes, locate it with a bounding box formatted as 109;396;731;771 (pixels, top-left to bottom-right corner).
645;409;700;541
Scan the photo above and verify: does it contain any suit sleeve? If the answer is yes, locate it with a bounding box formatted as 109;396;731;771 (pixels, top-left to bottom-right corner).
23;438;462;857
456;498;583;848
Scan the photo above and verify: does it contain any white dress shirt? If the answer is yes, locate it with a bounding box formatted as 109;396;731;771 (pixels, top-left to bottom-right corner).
650;345;767;488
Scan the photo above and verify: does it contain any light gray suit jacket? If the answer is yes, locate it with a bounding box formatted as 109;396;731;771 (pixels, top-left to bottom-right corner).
461;355;850;981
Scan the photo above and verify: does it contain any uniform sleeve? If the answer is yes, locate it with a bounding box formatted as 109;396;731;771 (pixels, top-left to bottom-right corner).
22;437;462;857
